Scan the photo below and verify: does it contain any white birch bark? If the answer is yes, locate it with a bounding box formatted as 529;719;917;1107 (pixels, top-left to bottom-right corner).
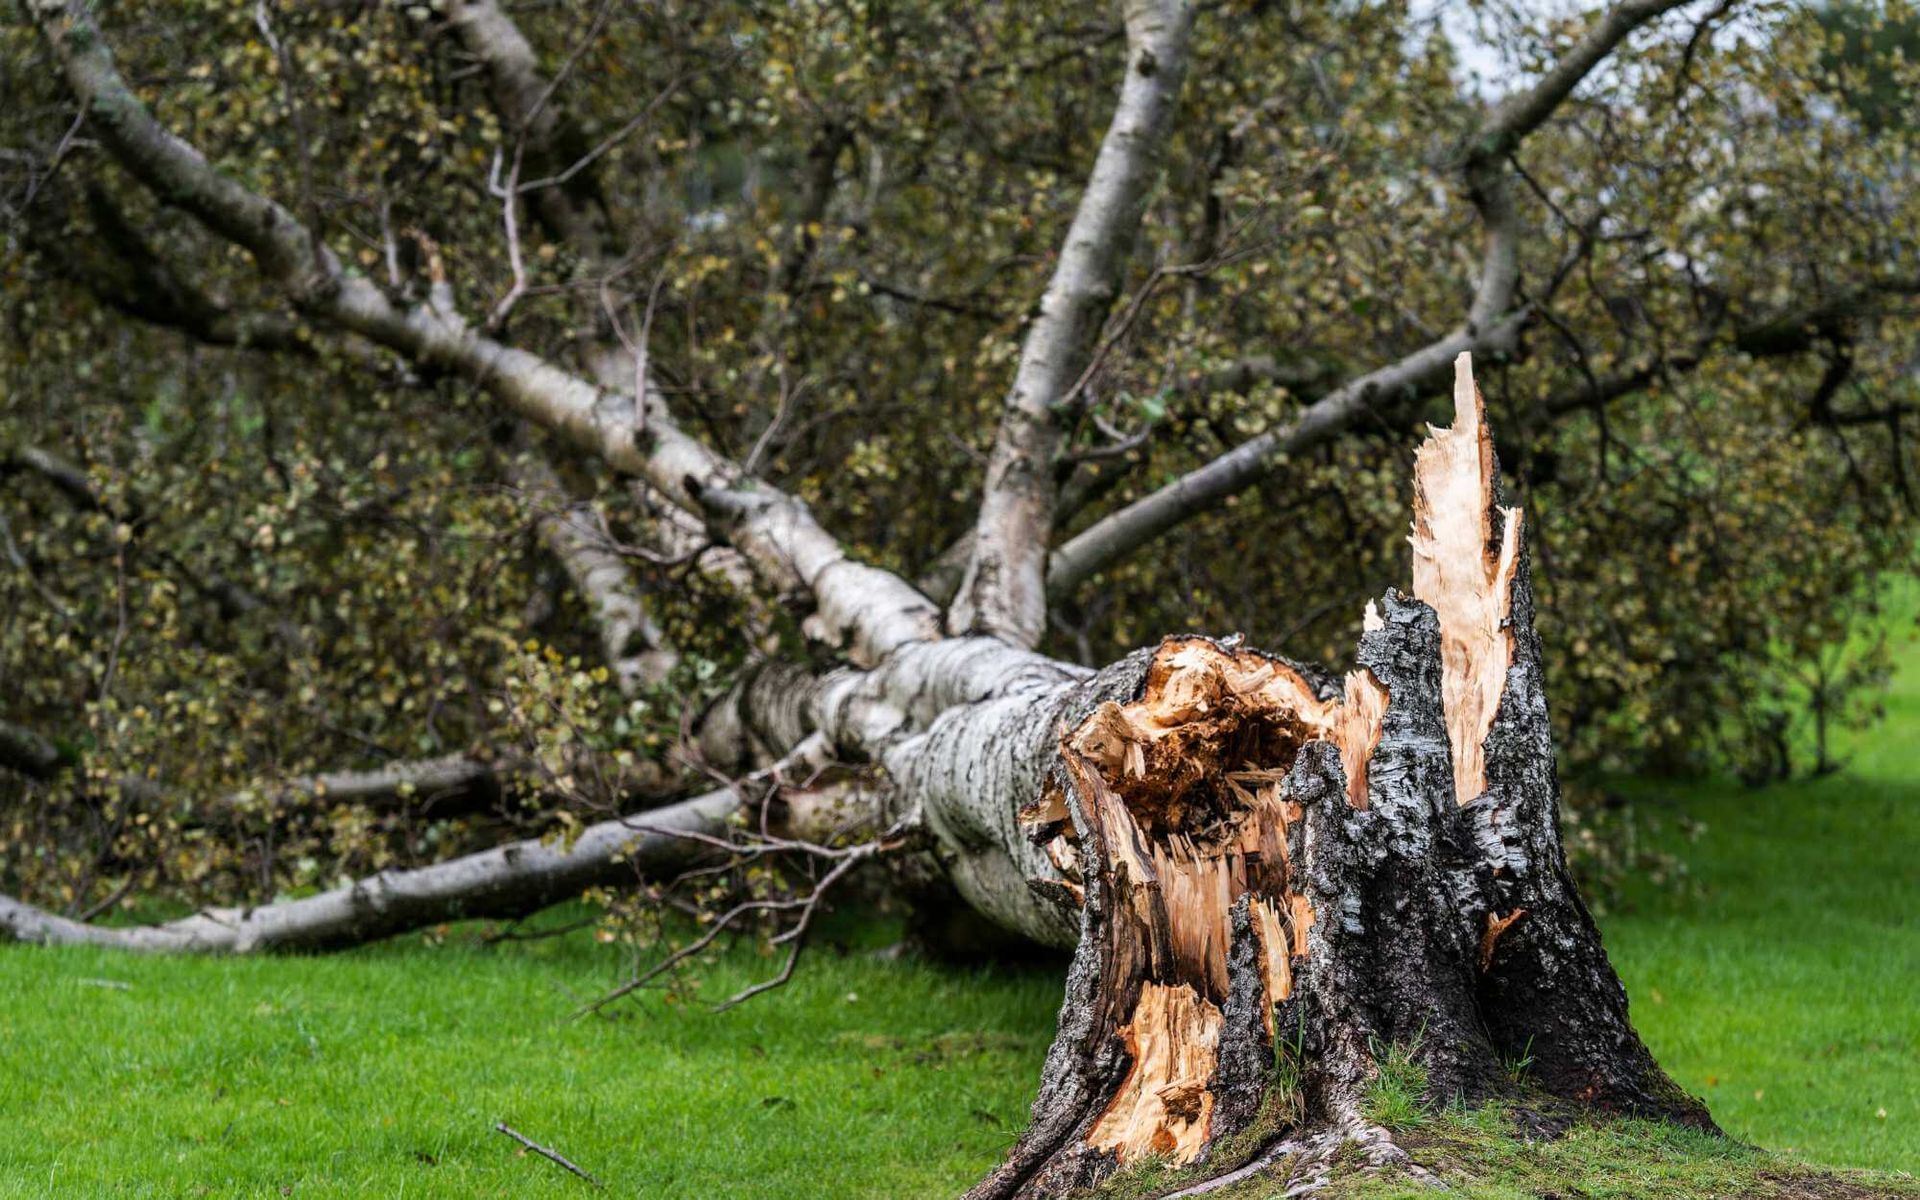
949;0;1194;647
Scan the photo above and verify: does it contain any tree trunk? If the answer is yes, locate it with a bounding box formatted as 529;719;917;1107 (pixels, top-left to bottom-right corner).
953;357;1711;1197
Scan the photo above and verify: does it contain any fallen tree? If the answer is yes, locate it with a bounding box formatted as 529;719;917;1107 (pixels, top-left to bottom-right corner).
0;354;1709;1191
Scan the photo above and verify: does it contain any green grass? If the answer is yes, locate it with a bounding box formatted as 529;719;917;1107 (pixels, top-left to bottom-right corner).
3;594;1917;1196
1086;1104;1915;1200
0;920;1062;1198
1361;1038;1432;1132
1603;585;1920;1174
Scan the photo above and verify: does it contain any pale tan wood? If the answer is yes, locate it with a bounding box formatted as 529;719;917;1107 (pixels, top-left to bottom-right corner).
1031;635;1386;1165
1411;354;1525;804
1087;982;1224;1165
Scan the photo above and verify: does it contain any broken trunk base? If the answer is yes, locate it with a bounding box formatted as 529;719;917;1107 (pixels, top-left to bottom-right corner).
969;355;1710;1200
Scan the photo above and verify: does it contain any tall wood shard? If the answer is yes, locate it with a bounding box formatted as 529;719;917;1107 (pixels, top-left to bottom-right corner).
972;353;1709;1200
1411;356;1524;805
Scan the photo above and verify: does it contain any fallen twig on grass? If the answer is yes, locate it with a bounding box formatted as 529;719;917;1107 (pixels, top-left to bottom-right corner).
475;913;601;946
494;1121;604;1188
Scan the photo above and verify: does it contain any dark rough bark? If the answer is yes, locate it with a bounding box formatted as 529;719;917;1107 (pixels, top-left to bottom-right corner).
1284;595;1503;1115
1205;896;1273;1139
1468;480;1713;1125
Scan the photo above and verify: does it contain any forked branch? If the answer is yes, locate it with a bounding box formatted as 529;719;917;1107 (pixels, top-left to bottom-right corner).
949;0;1195;647
1045;0;1693;596
574;786;912;1017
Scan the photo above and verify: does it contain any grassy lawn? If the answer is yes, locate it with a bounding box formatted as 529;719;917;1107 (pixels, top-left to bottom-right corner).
0;919;1064;1198
1603;587;1920;1175
1606;770;1920;1175
2;605;1915;1196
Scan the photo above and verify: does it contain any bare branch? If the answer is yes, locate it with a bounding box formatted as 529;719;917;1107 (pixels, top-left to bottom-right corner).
494;1123;604;1189
949;0;1195;647
1543;278;1920;420
1464;0;1694;171
483;142;532;332
575;786;914;1017
0;711;563;819
447;0;612;258
442;1;688;681
507;443;678;693
916;352;1333;605
0;782;743;952
1046;315;1524;596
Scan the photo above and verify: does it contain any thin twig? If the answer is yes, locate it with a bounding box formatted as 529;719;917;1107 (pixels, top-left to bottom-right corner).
73;876;136;923
21;107;86;209
571;806;913;1020
744;372;808;477
511;62;718;196
253;1;325;271
476;913;599;945
97;539;130;707
485;143;529;332
493;1122;604;1188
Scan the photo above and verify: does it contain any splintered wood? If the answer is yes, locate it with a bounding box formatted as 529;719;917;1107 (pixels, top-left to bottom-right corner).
1479;907;1527;972
1411;353;1523;805
1087;982;1223;1164
1033;637;1383;1164
1025;352;1545;1174
1250;897;1293;1019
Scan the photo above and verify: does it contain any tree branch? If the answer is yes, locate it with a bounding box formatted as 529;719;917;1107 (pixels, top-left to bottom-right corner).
1544;278;1920;419
1045;0;1687;596
1046;316;1524;596
507;444;678;693
33;168;663;685
32;1;939;667
23;175;307;354
0;780;745;952
446;0;611;261
916;352;1333;605
1464;0;1692;171
2;442;272;621
948;0;1195;647
0;710;574;820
